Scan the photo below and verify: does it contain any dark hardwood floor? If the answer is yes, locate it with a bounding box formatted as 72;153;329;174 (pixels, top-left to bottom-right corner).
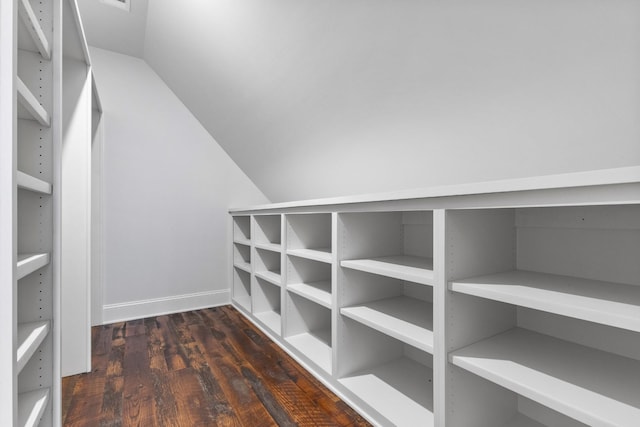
62;305;371;427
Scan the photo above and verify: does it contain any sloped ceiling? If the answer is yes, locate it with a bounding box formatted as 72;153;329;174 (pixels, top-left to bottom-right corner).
77;0;148;58
82;0;640;202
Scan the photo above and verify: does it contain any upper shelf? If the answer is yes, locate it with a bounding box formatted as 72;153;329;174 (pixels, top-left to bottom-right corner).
254;242;282;253
341;255;434;286
17;171;52;195
450;270;640;333
18;0;51;60
341;296;434;353
233;238;251;246
17;253;50;280
450;327;640;427
16;77;50;127
287;248;332;264
17;320;50;374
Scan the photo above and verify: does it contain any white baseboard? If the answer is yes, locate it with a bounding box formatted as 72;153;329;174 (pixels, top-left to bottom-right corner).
102;289;230;324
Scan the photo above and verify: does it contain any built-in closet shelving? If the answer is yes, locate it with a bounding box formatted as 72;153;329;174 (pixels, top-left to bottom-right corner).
2;0;96;424
14;0;55;424
230;168;640;427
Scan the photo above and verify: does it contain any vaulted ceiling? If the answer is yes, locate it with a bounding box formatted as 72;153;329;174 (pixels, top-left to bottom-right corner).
78;0;640;202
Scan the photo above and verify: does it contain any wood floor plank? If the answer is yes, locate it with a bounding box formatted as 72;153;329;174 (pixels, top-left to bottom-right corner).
62;305;373;427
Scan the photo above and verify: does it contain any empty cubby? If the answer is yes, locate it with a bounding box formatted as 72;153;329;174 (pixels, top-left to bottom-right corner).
253;214;282;250
233;215;251;244
253;276;281;336
286;255;332;308
286;213;332;263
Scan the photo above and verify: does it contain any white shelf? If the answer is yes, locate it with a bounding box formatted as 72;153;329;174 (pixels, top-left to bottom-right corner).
451;270;640;334
16;77;50;127
18;0;51;59
233;261;251;274
255;270;281;287
18;388;49;427
339;358;434;427
234;296;251;313
17;321;50;374
255;242;282;253
287;329;332;373
17;171;52;195
287;248;332;264
341;255;434;286
254;311;281;335
233;238;251;246
287;281;332;308
502;414;548;427
341;296;434;353
17;253;49;280
450;328;640;427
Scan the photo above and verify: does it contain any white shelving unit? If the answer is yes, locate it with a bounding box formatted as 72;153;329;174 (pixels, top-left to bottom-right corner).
229;168;640;427
2;0;96;424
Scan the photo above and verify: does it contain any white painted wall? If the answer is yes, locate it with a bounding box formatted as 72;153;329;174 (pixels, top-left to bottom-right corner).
90;47;268;323
144;0;640;202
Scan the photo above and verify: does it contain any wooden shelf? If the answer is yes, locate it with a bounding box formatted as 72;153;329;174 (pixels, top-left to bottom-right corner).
450;328;640;427
341;255;434;286
341;296;434;353
254;311;281;335
17;253;49;280
502;414;548;427
16;77;50;127
450;270;640;333
233;261;251;274
17;171;52;195
17;321;50;374
287;281;331;308
287;329;332;373
18;0;51;59
287;248;331;264
233;238;251;246
339;358;434;427
18;388;49;427
255;270;281;287
255;242;281;253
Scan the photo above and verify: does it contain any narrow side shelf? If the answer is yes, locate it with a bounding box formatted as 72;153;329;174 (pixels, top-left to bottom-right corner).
17;253;49;280
233;261;251;274
18;0;51;59
254;242;282;253
341;255;434;285
341;296;434;353
255;270;281;286
288;281;331;308
17;171;52;195
287;329;332;373
17;321;50;374
18;388;49;427
450;270;640;333
287;248;332;264
450;328;640;427
339;358;434;427
233;238;251;246
16;77;50;127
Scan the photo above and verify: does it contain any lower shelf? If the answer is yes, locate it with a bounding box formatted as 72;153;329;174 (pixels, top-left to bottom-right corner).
339;357;434;427
18;388;49;427
450;327;640;427
17;320;50;374
286;330;332;374
503;413;548;427
254;310;281;335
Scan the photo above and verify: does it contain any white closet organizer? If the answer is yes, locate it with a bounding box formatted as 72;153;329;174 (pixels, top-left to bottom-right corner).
2;0;95;425
229;167;640;427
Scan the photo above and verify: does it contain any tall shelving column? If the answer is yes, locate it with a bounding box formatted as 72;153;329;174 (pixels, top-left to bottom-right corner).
15;0;56;425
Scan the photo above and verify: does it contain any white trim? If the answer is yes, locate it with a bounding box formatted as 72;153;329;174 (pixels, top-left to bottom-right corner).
102;290;231;324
